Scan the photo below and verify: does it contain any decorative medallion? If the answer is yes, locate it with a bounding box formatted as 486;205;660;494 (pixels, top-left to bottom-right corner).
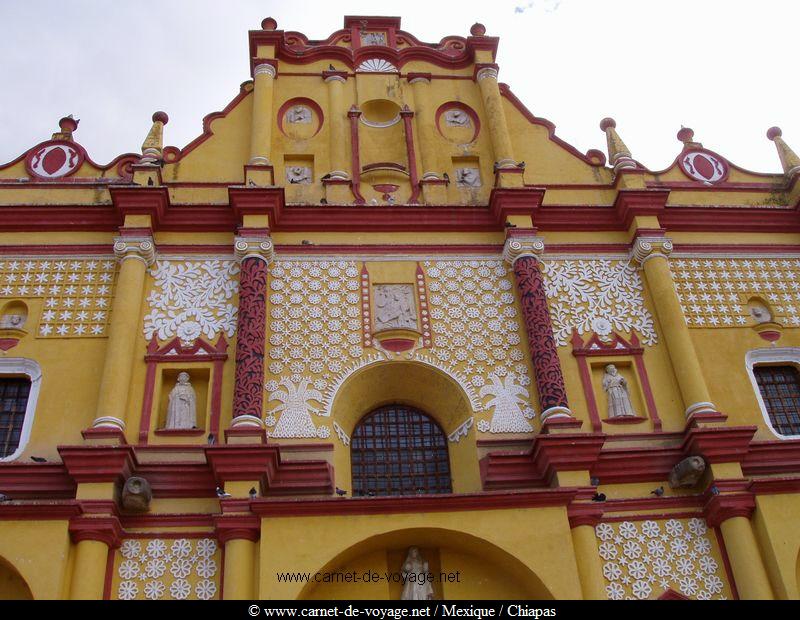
436;103;480;144
356;58;398;73
26;141;84;179
678;150;728;184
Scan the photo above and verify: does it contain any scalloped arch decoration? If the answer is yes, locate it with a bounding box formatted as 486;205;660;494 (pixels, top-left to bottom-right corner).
357;58;398;73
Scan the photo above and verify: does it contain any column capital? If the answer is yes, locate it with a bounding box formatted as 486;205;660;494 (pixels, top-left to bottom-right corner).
234;235;274;265
69;515;123;548
704;492;755;528
630;236;673;266
567;504;604;529
113;235;156;266
503;234;545;265
214;514;261;544
407;72;432;85
322;70;348;83
252;60;277;78
475;63;500;82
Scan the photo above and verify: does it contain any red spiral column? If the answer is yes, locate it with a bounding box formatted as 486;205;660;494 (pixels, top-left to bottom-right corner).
231;236;273;427
504;235;574;422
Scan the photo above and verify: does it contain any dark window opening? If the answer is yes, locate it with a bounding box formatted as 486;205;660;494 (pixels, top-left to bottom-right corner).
351;404;452;497
0;377;31;458
754;365;800;436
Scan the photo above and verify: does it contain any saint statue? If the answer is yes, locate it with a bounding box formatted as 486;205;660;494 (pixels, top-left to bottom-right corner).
400;547;434;601
602;364;636;418
165;372;197;429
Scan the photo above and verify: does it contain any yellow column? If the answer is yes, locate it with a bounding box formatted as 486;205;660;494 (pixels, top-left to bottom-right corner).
223;538;257;599
719;516;773;599
476;65;515;169
69;539;109;599
568;511;607;600
249;62;277;165
632;237;716;418
90;235;154;432
324;73;349;180
408;75;441;181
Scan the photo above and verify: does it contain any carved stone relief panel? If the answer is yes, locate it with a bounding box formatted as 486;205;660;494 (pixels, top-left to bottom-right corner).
285;166;313;184
455;168;481;187
373;284;418;331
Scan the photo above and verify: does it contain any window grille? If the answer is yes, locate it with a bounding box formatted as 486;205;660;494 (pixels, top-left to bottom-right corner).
754;365;800;436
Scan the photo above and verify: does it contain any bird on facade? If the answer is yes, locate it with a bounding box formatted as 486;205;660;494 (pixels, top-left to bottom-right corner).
301;240;313;245
442;172;450;184
0;493;10;502
147;177;154;186
650;486;664;497
328;64;336;71
591;493;606;502
30;456;47;463
215;486;231;499
249;487;258;499
207;433;216;445
248;179;257;187
710;485;720;496
517;161;526;169
320;198;328;205
590;477;600;486
335;487;347;497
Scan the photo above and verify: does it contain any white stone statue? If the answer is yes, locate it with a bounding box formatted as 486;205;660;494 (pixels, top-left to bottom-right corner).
456;167;481;187
374;284;417;331
602;364;636;418
400;547;434;600
286;105;311;124
286;166;312;184
165;372;198;429
444;109;471;127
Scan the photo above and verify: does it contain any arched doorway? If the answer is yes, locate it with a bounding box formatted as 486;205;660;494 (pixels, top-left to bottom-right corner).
0;557;33;600
299;528;555;600
351;404;452;497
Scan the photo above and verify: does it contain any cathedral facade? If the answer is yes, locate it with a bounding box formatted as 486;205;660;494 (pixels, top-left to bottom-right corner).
0;15;799;600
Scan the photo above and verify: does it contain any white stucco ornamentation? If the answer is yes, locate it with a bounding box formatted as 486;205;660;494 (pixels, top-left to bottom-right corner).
541;259;657;346
0;257;117;338
479;374;535;433
671;257;800;328
143;260;239;344
356;58;398;73
265;377;326;439
116;538;220;600
595;518;730;600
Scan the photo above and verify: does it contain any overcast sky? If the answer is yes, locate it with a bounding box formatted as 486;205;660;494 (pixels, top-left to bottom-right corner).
0;0;795;174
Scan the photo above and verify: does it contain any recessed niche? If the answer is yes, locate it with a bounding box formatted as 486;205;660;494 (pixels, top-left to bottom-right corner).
0;300;28;330
360;99;401;128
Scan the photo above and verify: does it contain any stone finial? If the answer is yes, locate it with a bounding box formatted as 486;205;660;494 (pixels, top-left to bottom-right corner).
470;23;487;36
502;235;545;265
261;17;278;30
52;115;79;141
599;117;637;172
677;126;703;149
767;127;800;177
140;111;169;164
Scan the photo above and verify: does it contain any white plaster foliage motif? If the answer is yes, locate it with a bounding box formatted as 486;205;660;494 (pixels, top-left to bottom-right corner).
594;519;729;600
541;259;657;346
116;538;219;600
143;260;239;344
0;258;116;338
671;257;800;328
356;58;398;73
447;417;474;443
266;377;326;439
423;260;536;433
333;420;351;446
265;260;363;438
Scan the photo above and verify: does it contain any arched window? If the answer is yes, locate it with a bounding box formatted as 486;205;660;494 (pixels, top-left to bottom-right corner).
746;348;800;438
0;358;41;462
351;404;451;497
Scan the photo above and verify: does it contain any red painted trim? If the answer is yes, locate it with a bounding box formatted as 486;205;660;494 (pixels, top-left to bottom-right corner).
276;97;325;138
0;501;81;520
360;263;372;348
400;108;421;204
743;439;800;476
119;514;214;529
703;493;756;528
174;87;251;161
103;545;114;600
251;488;576;517
59;445;137;485
415;263;432;348
25;140;86;180
348;107;366;205
681;426;756;464
713;526;740;600
214;514;260;544
119;529;215;539
152;429;205;437
139;354;158;444
658;588;690;600
567;503;604;528
110;186;170;226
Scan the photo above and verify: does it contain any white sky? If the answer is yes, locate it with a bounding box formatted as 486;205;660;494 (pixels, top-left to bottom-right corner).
1;0;796;174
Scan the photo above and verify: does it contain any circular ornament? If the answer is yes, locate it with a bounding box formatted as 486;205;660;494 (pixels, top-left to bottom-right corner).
26;141;85;179
678;150;728;184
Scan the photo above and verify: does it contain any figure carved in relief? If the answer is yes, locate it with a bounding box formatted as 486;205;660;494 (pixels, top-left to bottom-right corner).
444;109;470;127
602;364;636;418
165;372;198;429
361;32;386;46
374;285;417;331
455;168;481;187
400;547;434;600
286;166;312;184
286;105;311;124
